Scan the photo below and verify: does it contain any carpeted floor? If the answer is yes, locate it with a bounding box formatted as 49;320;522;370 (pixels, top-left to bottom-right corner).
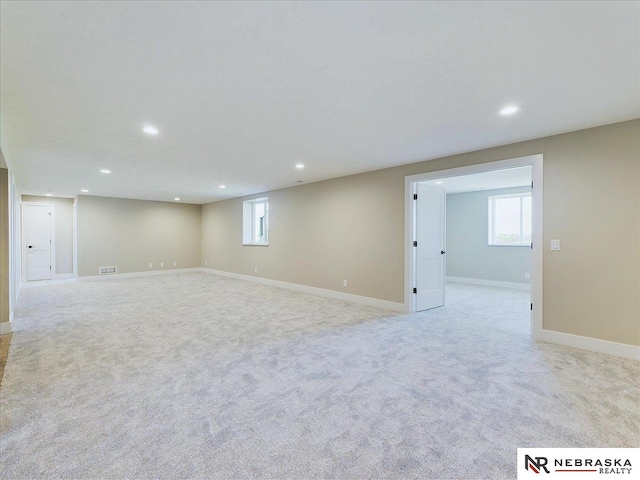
1;272;638;479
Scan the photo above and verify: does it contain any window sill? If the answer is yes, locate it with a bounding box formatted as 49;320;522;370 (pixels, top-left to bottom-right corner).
242;243;269;247
488;244;531;247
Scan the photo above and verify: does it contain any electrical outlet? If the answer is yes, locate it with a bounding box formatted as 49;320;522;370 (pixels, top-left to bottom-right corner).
525;273;530;279
254;267;258;273
149;263;153;268
160;262;164;267
343;280;348;287
205;260;208;266
173;261;177;266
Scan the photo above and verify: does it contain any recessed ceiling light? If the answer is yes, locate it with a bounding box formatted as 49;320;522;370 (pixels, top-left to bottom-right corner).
295;163;305;169
142;125;159;136
174;197;180;201
499;105;521;116
100;169;111;174
436;181;443;184
219;185;226;189
45;193;53;197
81;189;89;193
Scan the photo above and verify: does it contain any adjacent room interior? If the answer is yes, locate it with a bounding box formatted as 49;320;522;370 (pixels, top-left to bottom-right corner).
0;1;638;479
419;166;533;334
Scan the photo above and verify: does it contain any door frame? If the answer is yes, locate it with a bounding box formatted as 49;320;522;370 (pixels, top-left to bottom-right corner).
21;201;56;282
404;154;543;340
73;196;78;277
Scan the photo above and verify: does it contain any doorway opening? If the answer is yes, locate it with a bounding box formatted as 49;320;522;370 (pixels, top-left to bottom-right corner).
404;155;543;339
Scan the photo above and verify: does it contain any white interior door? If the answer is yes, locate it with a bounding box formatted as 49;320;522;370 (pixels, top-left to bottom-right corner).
24;204;52;281
415;183;446;311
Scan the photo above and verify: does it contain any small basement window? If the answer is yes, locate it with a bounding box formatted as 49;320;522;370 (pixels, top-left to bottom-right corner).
243;197;268;245
488;193;531;246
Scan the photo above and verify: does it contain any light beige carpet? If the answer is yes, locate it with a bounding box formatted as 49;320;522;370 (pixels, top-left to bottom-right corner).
1;272;638;479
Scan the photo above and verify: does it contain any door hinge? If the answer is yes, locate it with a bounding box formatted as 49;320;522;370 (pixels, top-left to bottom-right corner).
50;266;52;270
412;288;417;294
413;194;418;200
413;241;417;247
530;303;533;311
531;181;533;189
531;242;533;249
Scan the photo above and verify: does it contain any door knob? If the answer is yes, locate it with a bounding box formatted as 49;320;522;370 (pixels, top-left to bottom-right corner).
441;250;446;254
28;245;33;249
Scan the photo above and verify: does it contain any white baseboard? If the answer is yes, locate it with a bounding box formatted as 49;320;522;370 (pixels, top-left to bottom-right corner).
53;273;77;280
201;268;408;313
0;321;12;335
78;267;201;282
23;277;78;287
542;329;639;361
446;276;530;291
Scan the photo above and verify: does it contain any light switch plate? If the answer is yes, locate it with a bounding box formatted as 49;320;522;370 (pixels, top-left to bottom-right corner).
551;239;560;251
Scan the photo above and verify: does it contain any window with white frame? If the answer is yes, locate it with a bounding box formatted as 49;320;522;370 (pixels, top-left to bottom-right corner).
243;197;268;245
488;193;531;246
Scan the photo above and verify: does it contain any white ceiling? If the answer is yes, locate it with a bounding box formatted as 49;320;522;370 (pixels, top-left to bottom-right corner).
425;166;532;194
1;1;638;204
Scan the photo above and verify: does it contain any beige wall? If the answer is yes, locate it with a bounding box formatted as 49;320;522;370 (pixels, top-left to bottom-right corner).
202;170;403;302
202;119;640;346
77;196;201;277
22;195;74;275
0;168;9;325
